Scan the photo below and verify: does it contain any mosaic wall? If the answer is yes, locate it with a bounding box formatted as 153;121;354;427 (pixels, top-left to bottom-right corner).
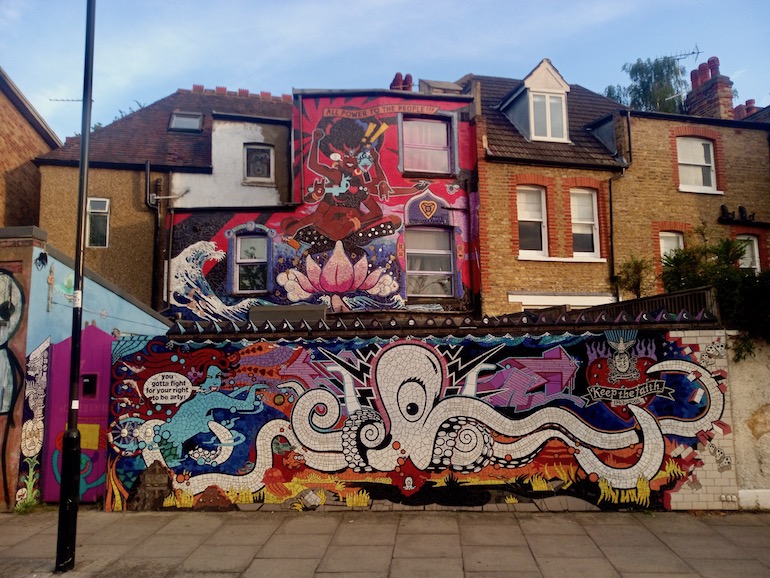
107;329;738;511
168;94;474;324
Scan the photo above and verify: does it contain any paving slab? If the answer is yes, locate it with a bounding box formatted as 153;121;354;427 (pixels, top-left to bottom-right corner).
599;545;695;574
179;543;261;573
256;532;332;558
462;544;540;573
393;532;461;558
331;521;398;545
537;556;621;578
526;533;604;558
242;557;319;578
316;544;393;573
389;556;464;578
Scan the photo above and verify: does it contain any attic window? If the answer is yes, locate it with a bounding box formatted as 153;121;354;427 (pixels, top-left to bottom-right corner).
169;112;203;132
531;92;567;141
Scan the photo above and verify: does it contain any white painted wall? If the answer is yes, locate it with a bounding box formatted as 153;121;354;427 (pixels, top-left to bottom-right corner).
171;120;281;208
726;335;770;509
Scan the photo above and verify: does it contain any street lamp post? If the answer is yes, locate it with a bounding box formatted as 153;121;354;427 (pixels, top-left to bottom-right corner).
55;0;96;572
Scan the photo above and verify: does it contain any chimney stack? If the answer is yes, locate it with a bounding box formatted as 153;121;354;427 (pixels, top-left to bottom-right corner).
684;56;734;120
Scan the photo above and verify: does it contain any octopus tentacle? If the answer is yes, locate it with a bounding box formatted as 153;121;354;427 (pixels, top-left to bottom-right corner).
290;388;343;452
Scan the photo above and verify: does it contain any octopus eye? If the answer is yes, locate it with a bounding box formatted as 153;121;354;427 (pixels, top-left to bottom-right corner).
397;379;426;422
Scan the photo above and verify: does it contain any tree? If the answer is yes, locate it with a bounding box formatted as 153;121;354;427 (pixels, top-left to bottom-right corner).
613;255;656;299
604;56;688;113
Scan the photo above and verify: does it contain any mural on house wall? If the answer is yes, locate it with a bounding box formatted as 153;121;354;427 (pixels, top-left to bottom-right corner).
106;329;733;511
0;268;25;508
168;95;473;323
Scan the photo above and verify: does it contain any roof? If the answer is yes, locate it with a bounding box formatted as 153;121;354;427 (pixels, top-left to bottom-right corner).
0;67;61;149
36;87;293;171
744;105;770;123
463;74;626;169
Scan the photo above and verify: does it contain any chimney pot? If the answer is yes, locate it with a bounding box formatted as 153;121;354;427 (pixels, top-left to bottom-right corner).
698;63;710;84
282;94;292;102
690;69;700;89
403;74;413;91
192;84;204;93
390;72;403;90
707;56;720;77
215;86;226;94
238;88;249;97
260;91;271;100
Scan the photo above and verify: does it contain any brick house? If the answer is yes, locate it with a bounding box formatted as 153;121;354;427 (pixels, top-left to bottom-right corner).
36;86;294;308
602;57;770;288
421;60;627;316
0;67;60;227
36;81;477;322
421;57;770;315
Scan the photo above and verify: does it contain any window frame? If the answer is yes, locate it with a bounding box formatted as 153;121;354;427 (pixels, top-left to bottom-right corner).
676;137;718;194
243;143;275;185
517;185;548;258
399;114;456;176
86;198;110;248
168;111;203;132
405;227;455;298
530;91;568;142
232;235;269;295
659;231;684;261
737;234;761;274
570;188;599;258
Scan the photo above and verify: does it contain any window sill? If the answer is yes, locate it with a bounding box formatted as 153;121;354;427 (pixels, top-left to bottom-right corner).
242;180;276;187
530;136;571;144
517;255;606;263
678;187;723;195
402;170;455;180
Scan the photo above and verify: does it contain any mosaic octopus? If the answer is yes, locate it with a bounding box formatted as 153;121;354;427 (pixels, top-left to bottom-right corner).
140;341;723;495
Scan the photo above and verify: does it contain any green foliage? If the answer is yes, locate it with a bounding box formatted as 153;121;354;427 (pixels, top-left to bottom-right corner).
613;255;656;299
661;233;770;359
604;56;688;113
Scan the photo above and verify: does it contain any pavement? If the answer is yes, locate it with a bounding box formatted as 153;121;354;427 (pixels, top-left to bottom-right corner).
0;507;769;577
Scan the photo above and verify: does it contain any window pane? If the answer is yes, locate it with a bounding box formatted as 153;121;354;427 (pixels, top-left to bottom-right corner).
88;214;108;247
549;95;564;138
404;148;450;173
239;237;267;261
405;229;451;251
679;164;704;187
407;274;453;296
738;236;759;271
570;192;594;221
532;94;547;137
407;253;452;272
404;120;447;147
660;233;683;258
700;166;712;187
238;264;267;292
88;199;108;212
517;190;543;220
701;142;712;164
246;147;272;180
573;226;595;253
170;113;202;131
519;221;542;251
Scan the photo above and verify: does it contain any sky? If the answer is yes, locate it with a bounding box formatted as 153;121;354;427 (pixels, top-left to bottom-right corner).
2;0;769;141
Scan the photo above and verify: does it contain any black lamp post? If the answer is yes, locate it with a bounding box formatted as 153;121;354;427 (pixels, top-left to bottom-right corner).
55;0;95;572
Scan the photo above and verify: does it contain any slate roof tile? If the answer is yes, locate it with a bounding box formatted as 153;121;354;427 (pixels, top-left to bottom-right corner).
38;88;292;169
462;74;626;168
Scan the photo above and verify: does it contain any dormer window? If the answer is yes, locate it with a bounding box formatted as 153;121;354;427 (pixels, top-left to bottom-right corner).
169;112;203;132
532;93;566;140
499;59;571;143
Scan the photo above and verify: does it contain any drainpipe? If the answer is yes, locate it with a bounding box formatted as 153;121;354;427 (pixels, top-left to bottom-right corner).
609;110;633;302
145;161;163;309
297;93;305;203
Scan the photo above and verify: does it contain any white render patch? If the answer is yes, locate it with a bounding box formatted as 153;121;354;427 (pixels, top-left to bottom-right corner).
172;121;281;208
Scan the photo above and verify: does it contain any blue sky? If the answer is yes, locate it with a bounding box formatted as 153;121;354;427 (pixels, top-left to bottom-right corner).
2;0;768;140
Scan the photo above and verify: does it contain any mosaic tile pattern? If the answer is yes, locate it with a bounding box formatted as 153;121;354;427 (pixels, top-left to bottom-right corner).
106;329;738;511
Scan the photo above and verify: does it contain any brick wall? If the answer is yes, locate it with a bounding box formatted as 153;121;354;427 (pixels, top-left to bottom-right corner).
476;123;616;316
39;165;160;305
613;116;770;278
0;90;54;226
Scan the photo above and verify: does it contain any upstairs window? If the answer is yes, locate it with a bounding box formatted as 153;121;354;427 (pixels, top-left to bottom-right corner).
659;231;684;261
86;198;109;248
169;111;203;132
571;188;599;257
517;186;547;257
737;234;760;274
405;228;454;297
531;93;566;141
234;235;268;294
244;144;274;184
677;137;717;193
402;118;451;174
